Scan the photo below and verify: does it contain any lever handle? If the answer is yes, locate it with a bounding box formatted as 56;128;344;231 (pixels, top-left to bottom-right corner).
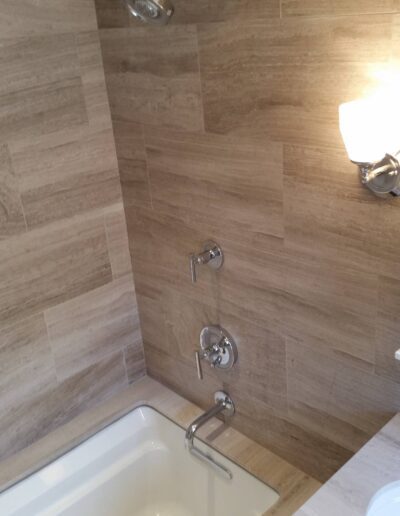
195;350;203;380
189;254;197;283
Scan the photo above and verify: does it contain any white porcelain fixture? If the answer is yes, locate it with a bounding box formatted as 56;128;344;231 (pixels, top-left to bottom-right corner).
0;406;279;516
367;481;400;516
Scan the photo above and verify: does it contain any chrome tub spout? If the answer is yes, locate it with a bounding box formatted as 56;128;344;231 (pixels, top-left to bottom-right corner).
185;391;235;480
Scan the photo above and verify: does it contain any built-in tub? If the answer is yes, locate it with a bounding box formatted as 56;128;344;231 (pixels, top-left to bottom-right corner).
0;406;279;515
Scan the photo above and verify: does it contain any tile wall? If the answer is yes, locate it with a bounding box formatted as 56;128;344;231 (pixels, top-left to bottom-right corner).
0;0;145;461
96;0;400;480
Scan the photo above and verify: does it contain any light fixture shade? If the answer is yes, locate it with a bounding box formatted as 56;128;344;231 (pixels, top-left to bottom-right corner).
339;94;400;164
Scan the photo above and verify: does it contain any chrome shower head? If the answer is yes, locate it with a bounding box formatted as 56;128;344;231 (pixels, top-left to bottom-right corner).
123;0;174;25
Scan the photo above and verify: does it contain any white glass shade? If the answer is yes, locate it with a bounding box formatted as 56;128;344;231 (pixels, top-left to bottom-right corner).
339;94;400;164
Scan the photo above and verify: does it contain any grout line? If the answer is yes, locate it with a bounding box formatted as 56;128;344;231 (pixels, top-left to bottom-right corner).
194;24;207;134
141;123;155;211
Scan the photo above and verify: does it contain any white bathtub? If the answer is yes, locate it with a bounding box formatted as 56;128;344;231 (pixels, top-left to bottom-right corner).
0;406;279;516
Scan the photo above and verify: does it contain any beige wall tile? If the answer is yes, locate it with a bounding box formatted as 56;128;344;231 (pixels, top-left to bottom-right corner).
376;276;400;382
97;0;400;483
0;144;25;238
46;276;141;381
287;338;400;442
145;128;283;246
0;213;112;325
99;26;203;131
0;0;142;465
282;0;399;17
104;204;133;279
0;314;56;409
124;344;146;383
113;120;151;209
0;0;97;37
198;16;391;145
0;351;127;461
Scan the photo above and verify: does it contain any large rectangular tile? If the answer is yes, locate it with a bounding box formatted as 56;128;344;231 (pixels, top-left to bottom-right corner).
0;77;87;144
0;143;25;238
198;16;391;145
158;289;287;412
145;128;283;250
282;0;399;17
124;344;146;384
46;276;141;381
104;203;133;279
0;314;56;409
284;253;377;370
0;212;112;325
15;132;121;227
77;31;113;129
375;275;400;383
95;0;280;27
113;119;151;209
127;207;287;333
287;339;400;442
0;351;127;461
0;0;97;38
283;144;380;272
100;26;203;131
0;33;81;97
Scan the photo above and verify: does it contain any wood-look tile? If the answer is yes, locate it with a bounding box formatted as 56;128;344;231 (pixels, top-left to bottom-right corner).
104;204;133;279
46;276;141;381
0;143;25;238
198;16;391;145
19;161;120;228
95;0;280;27
0;314;56;409
124;344;146;383
282;0;399;17
77;31;113;129
0;0;97;37
113;120;151;209
0;34;81;97
160;289;287;412
170;0;280;24
283;144;380;272
94;0;131;28
0;213;112;325
375;275;400;383
0;351;127;461
287;338;400;442
283;253;377;370
145;127;283;249
0;77;87;144
231;391;352;482
8;93;120;226
127;207;287;334
99;26;203;131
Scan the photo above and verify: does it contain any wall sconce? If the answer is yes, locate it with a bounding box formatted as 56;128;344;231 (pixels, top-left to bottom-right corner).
339;94;400;197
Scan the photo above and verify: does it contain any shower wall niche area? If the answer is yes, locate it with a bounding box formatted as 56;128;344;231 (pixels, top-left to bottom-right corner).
96;0;400;483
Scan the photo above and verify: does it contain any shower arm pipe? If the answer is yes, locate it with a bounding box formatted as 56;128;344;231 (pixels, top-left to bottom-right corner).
184;392;235;480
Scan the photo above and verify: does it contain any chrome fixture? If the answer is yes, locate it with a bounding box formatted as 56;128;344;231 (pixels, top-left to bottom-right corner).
339;94;400;197
189;241;223;283
185;391;235;480
123;0;174;24
195;325;238;380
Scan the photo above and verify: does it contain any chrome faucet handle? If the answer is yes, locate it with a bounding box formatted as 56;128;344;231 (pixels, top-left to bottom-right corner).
195;326;238;380
189;241;223;284
189;253;197;283
195;350;203;380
